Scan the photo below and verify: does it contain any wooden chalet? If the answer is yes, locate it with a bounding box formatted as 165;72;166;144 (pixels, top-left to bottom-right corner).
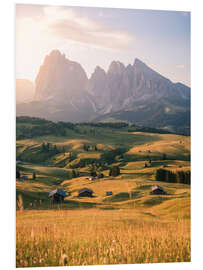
49;189;66;203
78;188;93;197
150;185;166;195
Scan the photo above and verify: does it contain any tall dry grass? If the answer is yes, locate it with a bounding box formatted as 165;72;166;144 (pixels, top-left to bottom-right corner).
17;195;24;212
16;209;190;267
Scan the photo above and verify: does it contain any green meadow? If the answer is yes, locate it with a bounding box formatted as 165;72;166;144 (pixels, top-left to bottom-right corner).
16;119;190;267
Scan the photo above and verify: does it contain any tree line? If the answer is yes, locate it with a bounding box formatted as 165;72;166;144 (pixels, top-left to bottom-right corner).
155;168;190;185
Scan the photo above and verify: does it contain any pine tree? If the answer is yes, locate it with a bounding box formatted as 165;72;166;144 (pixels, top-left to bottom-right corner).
16;170;20;179
54;145;58;153
42;142;46;151
33;172;36;180
162;153;167;160
109;166;120;177
47;142;50;151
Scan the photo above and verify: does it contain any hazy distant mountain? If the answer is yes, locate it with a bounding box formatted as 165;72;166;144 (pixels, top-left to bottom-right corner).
89;58;190;133
17;50;96;122
88;58;190;114
35;50;88;101
16;79;34;104
16;50;190;133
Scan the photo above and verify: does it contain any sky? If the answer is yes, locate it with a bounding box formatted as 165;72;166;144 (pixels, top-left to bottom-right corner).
16;4;191;86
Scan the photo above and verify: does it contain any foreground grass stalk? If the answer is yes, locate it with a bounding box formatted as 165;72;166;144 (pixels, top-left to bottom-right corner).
16;209;190;267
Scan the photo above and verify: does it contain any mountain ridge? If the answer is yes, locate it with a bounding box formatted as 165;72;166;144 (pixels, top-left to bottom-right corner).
16;50;190;133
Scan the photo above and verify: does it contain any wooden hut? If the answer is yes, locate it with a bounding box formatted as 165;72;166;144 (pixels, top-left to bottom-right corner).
49;189;66;203
16;160;22;164
78;188;93;197
150;185;166;195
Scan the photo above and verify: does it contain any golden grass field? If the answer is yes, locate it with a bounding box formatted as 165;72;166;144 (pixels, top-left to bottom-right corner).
16;130;191;267
16;209;190;267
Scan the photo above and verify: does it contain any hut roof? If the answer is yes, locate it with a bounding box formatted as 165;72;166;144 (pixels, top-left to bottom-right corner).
78;188;93;194
49;189;66;197
151;185;164;192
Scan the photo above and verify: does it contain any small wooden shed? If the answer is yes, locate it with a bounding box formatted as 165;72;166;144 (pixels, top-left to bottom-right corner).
49;189;66;203
150;185;166;195
78;188;93;197
16;160;22;164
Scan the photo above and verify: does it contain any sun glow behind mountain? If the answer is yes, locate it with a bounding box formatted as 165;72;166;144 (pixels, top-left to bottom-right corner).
16;4;190;86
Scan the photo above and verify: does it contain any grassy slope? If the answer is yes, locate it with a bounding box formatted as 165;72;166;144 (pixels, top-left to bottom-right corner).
17;128;190;167
16;127;191;267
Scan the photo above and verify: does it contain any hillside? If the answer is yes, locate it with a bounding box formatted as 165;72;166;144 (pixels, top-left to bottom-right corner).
16;117;190;166
16;116;190;210
16;116;190;267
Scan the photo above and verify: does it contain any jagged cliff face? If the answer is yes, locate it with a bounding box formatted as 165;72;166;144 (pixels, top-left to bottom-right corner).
17;50;190;131
35;50;88;102
88;58;190;114
17;50;95;122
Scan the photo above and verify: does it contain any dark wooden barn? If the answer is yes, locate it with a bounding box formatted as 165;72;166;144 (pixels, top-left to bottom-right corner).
150;185;166;195
49;189;66;203
106;191;113;196
78;188;93;197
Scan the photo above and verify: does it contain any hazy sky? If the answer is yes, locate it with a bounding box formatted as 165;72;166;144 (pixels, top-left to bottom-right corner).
16;4;190;86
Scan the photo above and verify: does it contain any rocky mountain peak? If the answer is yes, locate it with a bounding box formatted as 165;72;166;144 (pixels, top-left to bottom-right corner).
43;50;66;65
94;66;106;75
17;50;190;130
108;61;125;75
34;50;88;101
133;58;156;75
133;58;147;67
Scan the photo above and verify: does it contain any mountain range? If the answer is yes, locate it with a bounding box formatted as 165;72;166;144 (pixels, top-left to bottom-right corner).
16;50;190;134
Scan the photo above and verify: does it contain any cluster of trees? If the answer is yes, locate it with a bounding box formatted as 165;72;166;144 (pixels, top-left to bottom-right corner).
155;168;190;185
87;162;104;177
16;116;51;125
109;166;120;177
17;122;67;139
144;160;152;168
127;125;173;134
16;117;84;140
16;170;20;179
101;148;126;164
77;122;129;129
41;142;65;154
67;169;79;179
162;153;167;160
83;144;98;151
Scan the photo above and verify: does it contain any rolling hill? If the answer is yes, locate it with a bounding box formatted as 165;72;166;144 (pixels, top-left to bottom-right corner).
16;116;191;267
